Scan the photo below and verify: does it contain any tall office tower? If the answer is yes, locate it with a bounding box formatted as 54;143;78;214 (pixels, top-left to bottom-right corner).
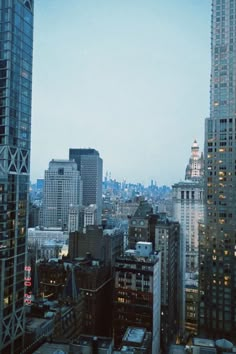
199;0;236;340
0;1;34;353
41;160;82;228
113;242;161;354
172;140;204;272
69;148;103;224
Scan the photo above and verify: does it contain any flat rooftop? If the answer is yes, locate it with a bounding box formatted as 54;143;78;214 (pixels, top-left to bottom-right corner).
169;345;185;354
193;338;215;347
33;342;69;354
26;317;53;332
123;327;146;344
169;345;216;354
72;335;112;350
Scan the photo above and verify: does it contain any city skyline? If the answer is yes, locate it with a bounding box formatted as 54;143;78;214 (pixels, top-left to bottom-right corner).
31;0;210;186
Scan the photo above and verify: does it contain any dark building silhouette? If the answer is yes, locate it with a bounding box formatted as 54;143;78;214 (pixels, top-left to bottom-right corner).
155;215;182;349
38;260;67;299
74;258;113;337
69;225;123;267
28;202;40;227
68;226;124;337
128;200;156;249
69;225;106;261
69;148;103;224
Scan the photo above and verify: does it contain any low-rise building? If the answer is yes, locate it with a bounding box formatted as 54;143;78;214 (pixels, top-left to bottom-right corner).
70;335;113;354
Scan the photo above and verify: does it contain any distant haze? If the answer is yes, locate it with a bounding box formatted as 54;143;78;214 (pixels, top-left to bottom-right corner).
31;0;210;186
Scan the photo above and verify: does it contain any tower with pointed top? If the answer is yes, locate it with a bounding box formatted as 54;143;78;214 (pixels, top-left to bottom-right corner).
185;140;204;181
173;141;204;272
172;141;204;334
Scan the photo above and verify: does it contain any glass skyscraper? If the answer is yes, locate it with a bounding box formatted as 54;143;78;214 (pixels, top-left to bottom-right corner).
0;1;34;353
69;148;103;225
199;0;236;340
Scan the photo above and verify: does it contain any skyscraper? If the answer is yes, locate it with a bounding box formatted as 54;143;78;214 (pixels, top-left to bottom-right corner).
199;0;236;340
173;140;204;272
69;148;103;224
41;160;82;228
185;140;204;181
0;1;34;353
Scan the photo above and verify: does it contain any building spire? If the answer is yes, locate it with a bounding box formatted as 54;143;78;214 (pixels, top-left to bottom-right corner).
185;140;204;181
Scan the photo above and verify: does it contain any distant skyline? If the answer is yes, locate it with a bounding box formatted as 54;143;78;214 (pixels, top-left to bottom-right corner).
31;0;211;186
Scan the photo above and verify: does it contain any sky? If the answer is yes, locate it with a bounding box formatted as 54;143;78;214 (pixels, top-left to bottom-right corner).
31;0;211;186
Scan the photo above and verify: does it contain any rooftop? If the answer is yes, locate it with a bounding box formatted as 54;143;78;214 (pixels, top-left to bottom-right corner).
123;327;146;344
193;338;215;347
72;335;112;349
169;345;185;354
26;316;54;332
33;342;69;354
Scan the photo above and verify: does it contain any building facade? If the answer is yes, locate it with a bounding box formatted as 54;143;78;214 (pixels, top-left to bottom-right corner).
128;200;156;249
128;202;182;348
185;273;199;335
74;259;113;337
41;159;82;229
0;1;34;353
172;180;204;272
84;204;97;227
113;242;161;354
172;140;204;272
68;204;80;232
69;225;108;261
69;148;103;224
199;0;236;340
154;216;182;349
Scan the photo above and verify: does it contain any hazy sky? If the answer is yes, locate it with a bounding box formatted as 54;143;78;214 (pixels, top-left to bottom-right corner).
31;0;211;186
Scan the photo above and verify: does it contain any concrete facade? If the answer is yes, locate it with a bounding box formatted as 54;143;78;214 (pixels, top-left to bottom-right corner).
113;242;161;354
41;160;82;228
